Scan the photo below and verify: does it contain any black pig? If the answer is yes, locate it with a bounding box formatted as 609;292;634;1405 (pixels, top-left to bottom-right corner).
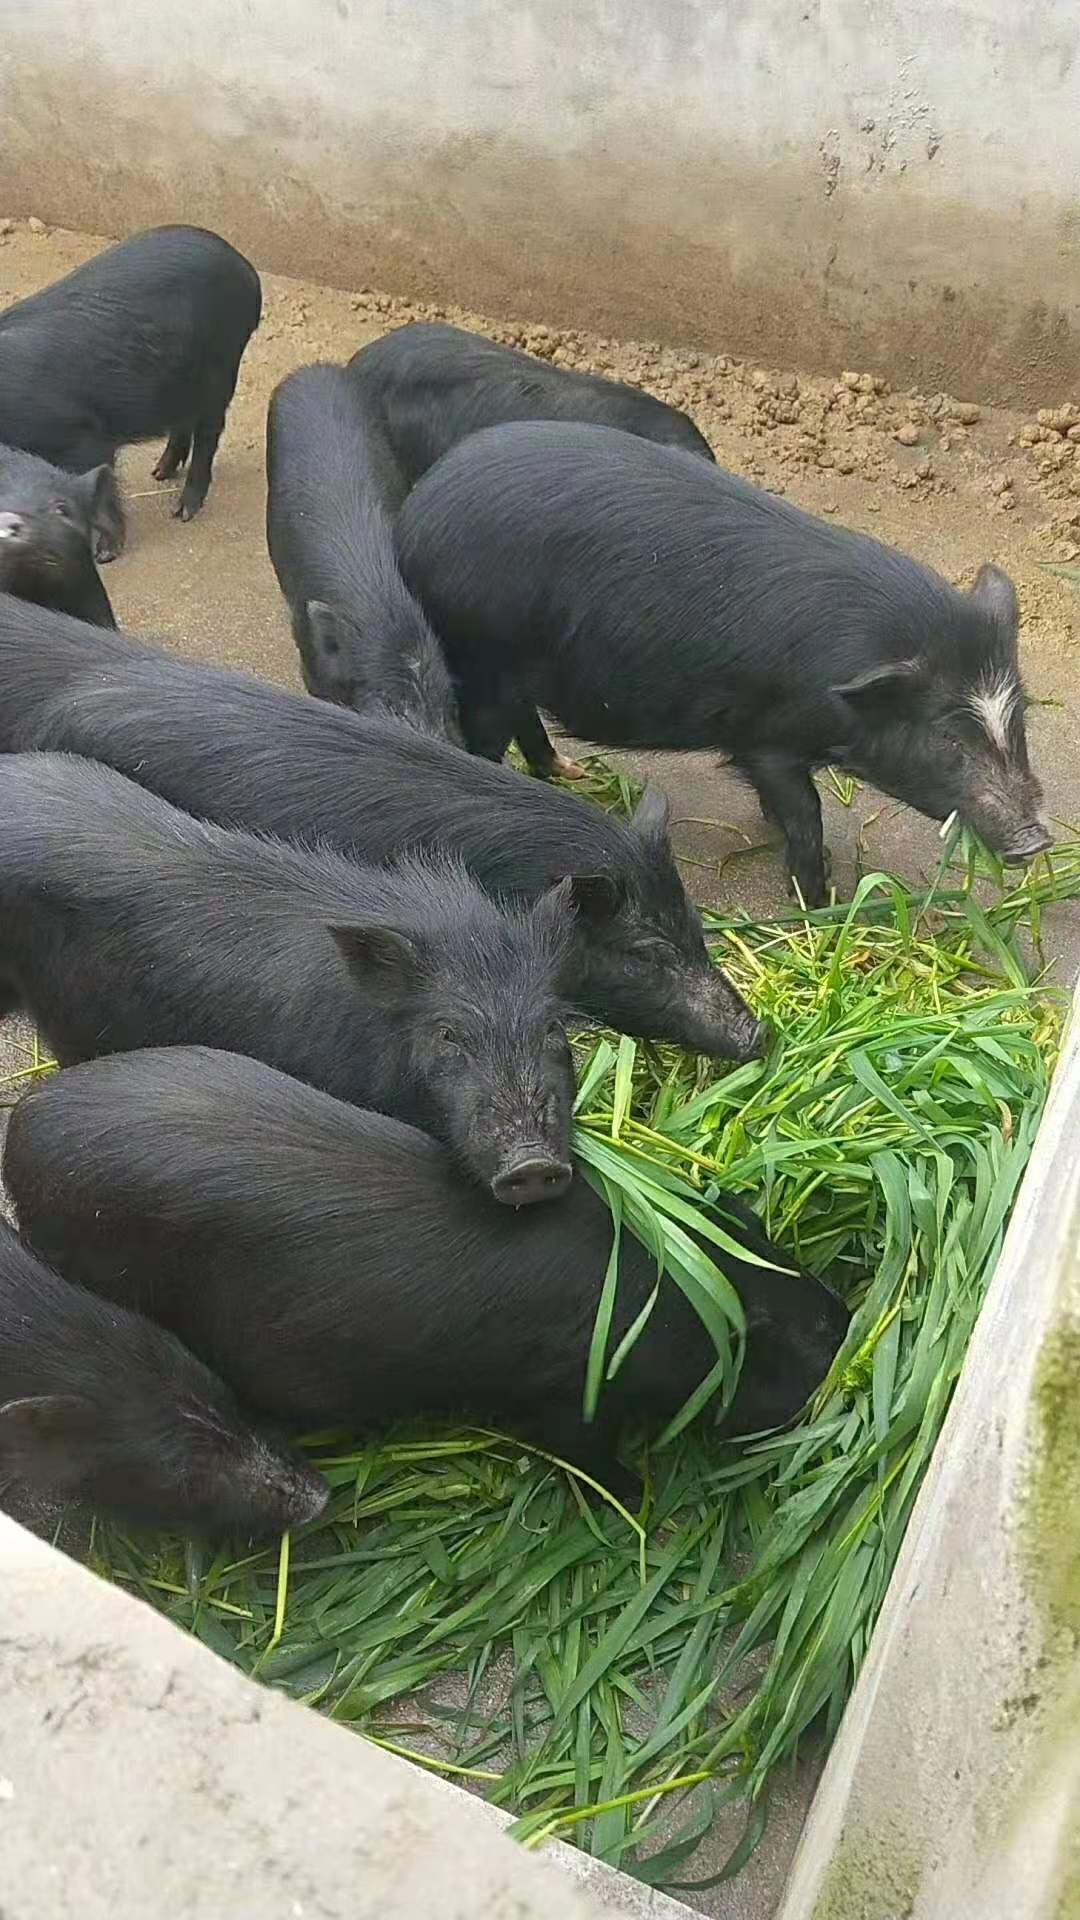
0;1216;326;1536
267;363;461;741
4;1047;850;1497
0;445;114;625
0;752;577;1206
0;600;766;1061
349;320;715;777
0;225;261;558
395;421;1051;903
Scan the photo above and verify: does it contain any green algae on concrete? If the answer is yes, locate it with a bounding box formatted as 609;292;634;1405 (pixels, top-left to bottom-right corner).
1023;1308;1080;1651
810;1825;921;1920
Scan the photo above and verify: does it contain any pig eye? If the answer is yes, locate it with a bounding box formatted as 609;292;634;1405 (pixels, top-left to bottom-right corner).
632;937;676;965
50;500;71;518
438;1025;459;1047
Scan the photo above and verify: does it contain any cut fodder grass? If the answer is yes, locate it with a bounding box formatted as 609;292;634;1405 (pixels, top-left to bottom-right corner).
85;832;1079;1889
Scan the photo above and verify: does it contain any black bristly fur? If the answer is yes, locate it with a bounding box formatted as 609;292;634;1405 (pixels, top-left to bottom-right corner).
0;597;764;1060
266;363;461;741
348;320;714;773
0;225;261;555
393;421;1048;903
4;1047;850;1500
348;320;715;478
0;1216;326;1537
0;751;578;1198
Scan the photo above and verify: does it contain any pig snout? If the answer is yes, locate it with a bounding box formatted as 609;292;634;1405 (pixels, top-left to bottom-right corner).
290;1471;332;1527
491;1149;574;1207
959;773;1052;868
1000;820;1053;864
732;1015;771;1063
689;962;770;1061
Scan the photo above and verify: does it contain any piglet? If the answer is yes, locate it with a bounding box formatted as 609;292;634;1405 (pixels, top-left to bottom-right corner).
4;1046;851;1501
0;1216;326;1537
394;421;1051;902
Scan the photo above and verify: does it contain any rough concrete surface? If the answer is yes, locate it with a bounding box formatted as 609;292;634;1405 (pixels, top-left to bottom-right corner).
2;2;1079;402
778;989;1080;1920
0;1511;700;1920
0;222;1079;1920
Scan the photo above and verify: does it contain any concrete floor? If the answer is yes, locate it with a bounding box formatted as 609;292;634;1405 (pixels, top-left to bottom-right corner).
2;223;1080;1919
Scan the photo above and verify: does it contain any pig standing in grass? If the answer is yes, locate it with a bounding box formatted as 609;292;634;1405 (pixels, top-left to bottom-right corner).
395;421;1050;903
0;600;767;1062
0;752;578;1207
4;1047;851;1502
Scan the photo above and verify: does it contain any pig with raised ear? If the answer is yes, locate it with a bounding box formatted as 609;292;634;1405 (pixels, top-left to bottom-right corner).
390;423;1051;904
826;564;1049;876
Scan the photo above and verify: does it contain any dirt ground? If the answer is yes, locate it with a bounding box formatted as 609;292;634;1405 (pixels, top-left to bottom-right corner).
1;217;1079;956
1;218;1079;1920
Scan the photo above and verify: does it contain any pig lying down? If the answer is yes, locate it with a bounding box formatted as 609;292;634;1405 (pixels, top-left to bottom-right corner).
395;421;1050;904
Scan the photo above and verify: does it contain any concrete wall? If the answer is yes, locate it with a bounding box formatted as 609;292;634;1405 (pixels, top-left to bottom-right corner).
0;1;1078;403
0;1511;699;1920
777;988;1080;1920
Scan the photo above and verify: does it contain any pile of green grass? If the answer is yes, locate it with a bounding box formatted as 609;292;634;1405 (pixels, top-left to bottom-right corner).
77;820;1079;1890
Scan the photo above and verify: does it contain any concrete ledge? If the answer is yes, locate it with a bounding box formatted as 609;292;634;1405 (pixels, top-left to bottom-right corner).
777;987;1080;1920
0;1514;694;1920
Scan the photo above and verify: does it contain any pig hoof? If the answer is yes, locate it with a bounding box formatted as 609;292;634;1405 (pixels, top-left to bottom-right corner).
787;872;827;910
173;492;205;524
93;534;122;564
551;755;588;781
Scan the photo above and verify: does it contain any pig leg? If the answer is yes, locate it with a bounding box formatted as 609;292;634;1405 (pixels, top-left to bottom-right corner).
50;557;117;630
739;753;827;906
91;468;126;563
0;976;25;1021
513;704;587;782
176;407;227;522
152;432;192;482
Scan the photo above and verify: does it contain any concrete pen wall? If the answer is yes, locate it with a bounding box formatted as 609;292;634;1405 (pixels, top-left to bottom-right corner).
0;0;1077;403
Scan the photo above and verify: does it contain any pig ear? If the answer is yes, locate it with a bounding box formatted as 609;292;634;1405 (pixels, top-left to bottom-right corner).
329;923;423;992
72;465;113;520
969;564;1019;639
833;660;925;713
0;1394;96;1490
567;873;626;923
528;877;579;959
631;785;673;843
305;603;360;697
306;601;350;658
